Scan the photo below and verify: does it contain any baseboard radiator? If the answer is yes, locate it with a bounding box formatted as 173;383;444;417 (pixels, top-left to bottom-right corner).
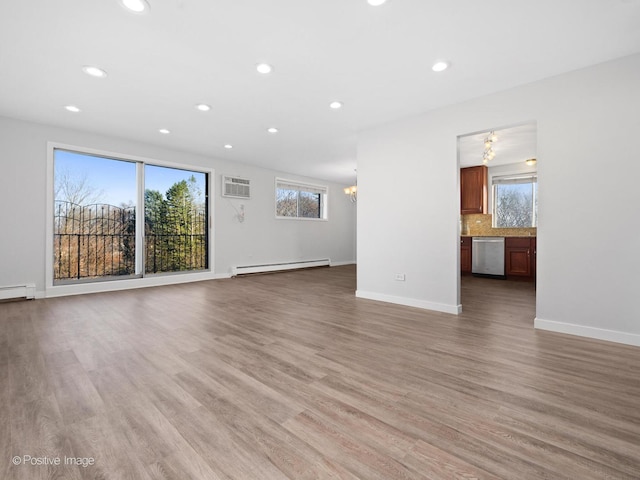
0;284;36;301
232;259;330;277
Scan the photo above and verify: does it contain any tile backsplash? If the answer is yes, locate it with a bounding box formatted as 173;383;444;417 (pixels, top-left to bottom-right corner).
461;214;536;237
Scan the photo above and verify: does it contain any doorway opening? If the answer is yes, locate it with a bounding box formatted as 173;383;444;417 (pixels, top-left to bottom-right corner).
457;122;538;322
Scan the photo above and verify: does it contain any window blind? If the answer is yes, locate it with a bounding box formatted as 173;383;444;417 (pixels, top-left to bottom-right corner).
276;179;327;195
492;174;537;185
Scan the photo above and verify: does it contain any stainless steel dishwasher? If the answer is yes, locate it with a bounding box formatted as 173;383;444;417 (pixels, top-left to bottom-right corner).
472;237;505;277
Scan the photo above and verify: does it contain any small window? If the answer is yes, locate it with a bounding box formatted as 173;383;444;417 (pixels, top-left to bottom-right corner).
492;174;537;227
275;178;327;220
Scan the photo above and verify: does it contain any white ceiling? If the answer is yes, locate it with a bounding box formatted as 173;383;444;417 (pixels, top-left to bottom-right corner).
458;123;537;168
1;1;639;185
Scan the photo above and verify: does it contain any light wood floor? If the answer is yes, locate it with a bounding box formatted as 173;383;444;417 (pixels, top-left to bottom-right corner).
2;265;640;479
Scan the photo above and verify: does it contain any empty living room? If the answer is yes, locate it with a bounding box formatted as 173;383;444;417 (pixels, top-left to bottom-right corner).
1;1;640;479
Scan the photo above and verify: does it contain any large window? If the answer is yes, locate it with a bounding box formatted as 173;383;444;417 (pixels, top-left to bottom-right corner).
275;178;327;220
54;152;137;281
53;149;209;284
492;174;537;228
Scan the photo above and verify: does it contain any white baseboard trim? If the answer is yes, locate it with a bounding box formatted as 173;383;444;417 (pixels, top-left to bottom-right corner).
330;260;356;267
356;290;461;315
38;276;228;299
46;271;218;298
535;318;640;347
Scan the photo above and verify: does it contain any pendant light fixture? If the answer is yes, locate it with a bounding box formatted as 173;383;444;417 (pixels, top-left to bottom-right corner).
482;130;498;164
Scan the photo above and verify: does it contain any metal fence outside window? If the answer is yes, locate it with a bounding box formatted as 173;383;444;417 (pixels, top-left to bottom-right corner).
54;200;207;281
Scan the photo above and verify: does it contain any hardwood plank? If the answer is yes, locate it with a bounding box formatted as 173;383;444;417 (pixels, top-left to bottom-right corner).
44;350;105;424
314;373;568;479
0;362;12;480
175;372;321;480
66;415;157;480
283;409;429;480
166;405;288;479
178;350;305;425
403;440;502;480
145;448;228;480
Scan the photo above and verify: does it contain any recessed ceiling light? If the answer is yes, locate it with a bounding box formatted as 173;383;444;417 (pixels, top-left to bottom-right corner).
367;0;387;5
432;61;449;72
256;63;273;74
159;128;170;134
120;0;150;14
195;104;211;112
82;65;107;78
65;105;81;113
267;127;279;134
224;144;233;149
329;101;343;109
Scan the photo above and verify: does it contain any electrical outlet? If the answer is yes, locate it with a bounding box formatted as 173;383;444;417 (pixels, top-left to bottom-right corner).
394;274;406;281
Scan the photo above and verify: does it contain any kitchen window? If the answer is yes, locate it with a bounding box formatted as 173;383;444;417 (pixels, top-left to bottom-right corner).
492;174;537;228
275;178;327;220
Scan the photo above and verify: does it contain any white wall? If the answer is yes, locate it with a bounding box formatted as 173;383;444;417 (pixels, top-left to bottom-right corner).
0;116;356;297
357;53;640;346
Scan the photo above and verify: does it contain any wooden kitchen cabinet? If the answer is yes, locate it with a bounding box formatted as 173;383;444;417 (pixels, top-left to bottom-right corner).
460;166;488;214
460;237;472;274
505;237;536;280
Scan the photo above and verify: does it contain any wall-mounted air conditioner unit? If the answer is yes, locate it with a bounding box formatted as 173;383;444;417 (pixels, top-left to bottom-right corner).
222;176;251;199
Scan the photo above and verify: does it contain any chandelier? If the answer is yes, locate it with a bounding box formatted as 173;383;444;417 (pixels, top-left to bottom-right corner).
344;185;357;202
482;130;498;164
344;168;357;202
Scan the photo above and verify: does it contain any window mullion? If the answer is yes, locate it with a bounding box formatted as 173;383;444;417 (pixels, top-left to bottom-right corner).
135;162;145;276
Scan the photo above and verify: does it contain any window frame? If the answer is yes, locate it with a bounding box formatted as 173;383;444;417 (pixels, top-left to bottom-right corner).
491;173;538;228
274;177;328;221
46;142;215;297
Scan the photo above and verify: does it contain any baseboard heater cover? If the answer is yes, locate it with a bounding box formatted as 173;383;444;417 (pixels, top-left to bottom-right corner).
232;259;330;276
0;284;36;301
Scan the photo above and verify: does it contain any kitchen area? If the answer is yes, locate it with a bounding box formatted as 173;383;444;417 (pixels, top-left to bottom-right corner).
460;212;537;281
459;124;537;283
